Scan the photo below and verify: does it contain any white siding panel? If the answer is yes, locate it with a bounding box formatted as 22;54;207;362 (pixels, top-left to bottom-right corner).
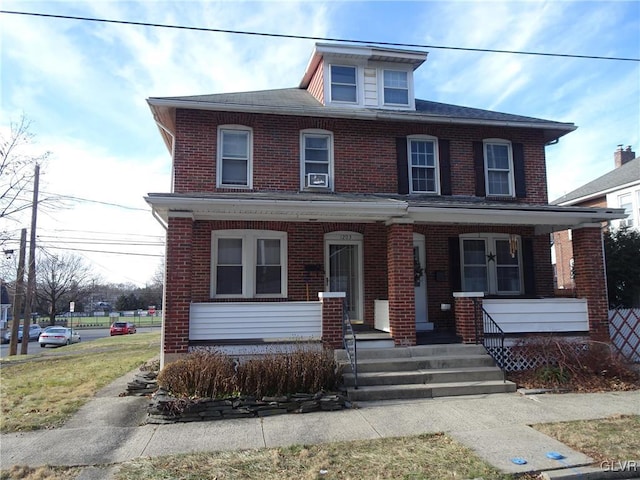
483;298;589;333
189;302;322;340
374;300;390;332
364;68;378;106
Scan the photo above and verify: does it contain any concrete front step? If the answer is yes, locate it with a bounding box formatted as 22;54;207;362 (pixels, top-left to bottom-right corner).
335;344;486;361
342;354;497;373
354;331;394;349
336;343;514;402
342;366;504;387
347;380;517;402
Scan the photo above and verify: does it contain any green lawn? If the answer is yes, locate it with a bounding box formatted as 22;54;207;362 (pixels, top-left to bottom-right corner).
0;332;160;433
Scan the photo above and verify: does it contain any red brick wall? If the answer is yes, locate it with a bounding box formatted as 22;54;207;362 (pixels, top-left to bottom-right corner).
173;109;549;203
453;295;480;343
320;294;343;349
163;217;193;356
387;222;416;346
572;226;609;341
553;196;606;291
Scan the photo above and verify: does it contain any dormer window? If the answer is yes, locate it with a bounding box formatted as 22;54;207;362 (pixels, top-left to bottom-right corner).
330;65;357;103
383;70;409;106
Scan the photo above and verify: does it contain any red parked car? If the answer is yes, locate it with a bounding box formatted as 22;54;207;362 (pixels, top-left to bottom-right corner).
109;321;136;336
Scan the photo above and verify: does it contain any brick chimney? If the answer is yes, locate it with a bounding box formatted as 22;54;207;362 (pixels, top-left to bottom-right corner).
614;145;636;168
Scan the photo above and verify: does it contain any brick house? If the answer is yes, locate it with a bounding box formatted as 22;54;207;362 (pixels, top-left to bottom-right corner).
146;43;625;366
552;145;639;299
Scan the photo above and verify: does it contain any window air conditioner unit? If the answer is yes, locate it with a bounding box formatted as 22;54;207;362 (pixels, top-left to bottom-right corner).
307;173;329;188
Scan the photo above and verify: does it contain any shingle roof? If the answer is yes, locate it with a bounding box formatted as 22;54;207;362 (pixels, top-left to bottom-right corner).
157;88;323;109
551;156;640;205
149;87;575;141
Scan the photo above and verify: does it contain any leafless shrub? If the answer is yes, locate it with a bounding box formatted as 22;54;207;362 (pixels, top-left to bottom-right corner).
157;351;237;398
511;335;639;388
156;346;342;399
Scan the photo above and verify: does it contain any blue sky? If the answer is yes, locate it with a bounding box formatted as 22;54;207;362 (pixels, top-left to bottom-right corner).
1;0;639;285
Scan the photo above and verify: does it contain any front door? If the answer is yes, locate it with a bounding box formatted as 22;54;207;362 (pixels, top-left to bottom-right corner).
414;233;432;331
325;232;363;322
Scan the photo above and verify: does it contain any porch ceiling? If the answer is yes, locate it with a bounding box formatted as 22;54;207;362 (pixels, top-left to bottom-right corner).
145;193;408;224
407;203;625;234
145;192;625;233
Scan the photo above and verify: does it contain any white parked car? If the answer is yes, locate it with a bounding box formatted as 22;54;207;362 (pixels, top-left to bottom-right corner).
38;327;81;348
2;324;43;343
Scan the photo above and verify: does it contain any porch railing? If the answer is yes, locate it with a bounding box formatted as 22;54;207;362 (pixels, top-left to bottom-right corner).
473;298;506;382
342;300;358;389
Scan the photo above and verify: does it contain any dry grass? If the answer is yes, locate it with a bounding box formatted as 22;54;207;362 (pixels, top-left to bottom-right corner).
533;414;640;463
0;332;160;433
0;465;80;480
114;433;518;480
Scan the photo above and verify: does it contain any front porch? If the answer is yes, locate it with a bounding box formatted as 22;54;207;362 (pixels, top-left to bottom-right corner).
184;294;593;353
152;192;621;366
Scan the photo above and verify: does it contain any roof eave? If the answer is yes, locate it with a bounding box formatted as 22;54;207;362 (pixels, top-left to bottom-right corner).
144;195;408;224
146;97;576;143
408;205;624;234
145;194;624;235
554;178;640;206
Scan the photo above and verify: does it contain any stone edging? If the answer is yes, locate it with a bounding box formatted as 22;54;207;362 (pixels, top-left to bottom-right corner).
147;388;350;424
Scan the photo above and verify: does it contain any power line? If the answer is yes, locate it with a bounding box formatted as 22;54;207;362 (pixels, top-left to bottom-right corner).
43;228;164;239
38;239;164;246
40;245;164;257
1;9;638;62
38;191;150;211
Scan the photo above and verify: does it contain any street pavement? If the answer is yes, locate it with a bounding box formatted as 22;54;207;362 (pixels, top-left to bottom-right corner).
1;368;639;479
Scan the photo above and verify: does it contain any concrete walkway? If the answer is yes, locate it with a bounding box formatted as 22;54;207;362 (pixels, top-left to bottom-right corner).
1;369;639;479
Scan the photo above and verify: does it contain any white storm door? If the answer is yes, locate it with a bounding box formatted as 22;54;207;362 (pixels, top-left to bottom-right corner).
413;233;431;331
325;232;364;322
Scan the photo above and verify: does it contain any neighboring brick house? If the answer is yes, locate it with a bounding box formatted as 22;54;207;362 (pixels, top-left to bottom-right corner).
146;43;624;365
551;145;639;294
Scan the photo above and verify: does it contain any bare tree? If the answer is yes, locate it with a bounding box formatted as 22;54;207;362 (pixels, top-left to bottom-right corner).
0;116;50;245
36;252;93;325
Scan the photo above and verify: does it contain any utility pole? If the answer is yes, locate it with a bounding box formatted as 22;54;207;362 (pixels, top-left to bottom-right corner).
9;229;27;356
21;164;39;355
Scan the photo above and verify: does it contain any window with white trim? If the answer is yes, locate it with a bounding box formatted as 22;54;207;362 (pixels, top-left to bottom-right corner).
408;136;439;194
217;126;252;188
484;139;514;197
300;130;333;190
330;65;357;103
618;193;634;227
383;70;409;105
460;233;522;295
212;230;287;298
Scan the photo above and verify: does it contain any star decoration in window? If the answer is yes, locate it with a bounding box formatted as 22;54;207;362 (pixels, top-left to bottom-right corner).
486;252;496;262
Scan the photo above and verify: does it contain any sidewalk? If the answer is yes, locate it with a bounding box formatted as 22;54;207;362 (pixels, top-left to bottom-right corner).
1;368;639;478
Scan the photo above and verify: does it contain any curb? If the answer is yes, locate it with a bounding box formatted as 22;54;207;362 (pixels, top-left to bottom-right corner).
542;465;640;479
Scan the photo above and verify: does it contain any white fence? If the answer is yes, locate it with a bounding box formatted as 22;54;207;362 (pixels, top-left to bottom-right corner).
609;308;640;363
189;301;322;341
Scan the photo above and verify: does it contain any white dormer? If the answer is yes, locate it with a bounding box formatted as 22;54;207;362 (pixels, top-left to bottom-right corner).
299;43;427;111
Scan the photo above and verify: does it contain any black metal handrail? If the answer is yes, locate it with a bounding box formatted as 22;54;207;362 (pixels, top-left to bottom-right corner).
473;298;506;382
342;301;358;389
